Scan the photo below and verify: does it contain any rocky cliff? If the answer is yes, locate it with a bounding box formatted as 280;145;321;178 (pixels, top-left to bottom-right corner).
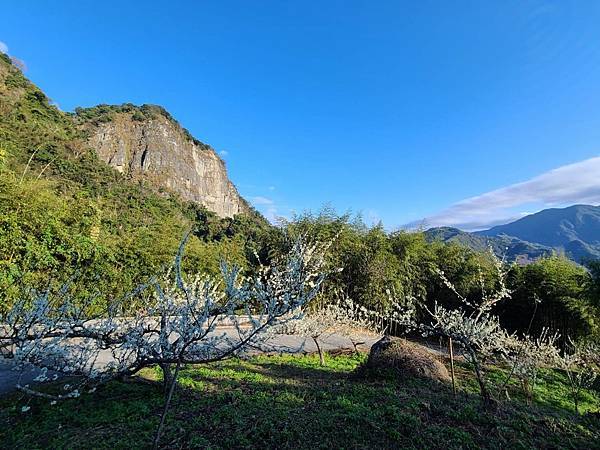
75;104;248;218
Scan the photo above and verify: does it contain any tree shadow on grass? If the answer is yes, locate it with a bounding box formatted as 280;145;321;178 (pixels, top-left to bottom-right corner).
1;355;599;450
172;356;600;449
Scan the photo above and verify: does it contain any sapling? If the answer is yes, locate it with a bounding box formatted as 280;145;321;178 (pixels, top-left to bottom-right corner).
561;339;599;414
503;329;561;403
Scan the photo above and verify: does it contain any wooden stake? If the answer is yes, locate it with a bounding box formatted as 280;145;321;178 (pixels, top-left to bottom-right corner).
449;337;456;397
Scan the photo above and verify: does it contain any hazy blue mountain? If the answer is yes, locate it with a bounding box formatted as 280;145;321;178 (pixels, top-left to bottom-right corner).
477;205;600;262
477;205;600;246
424;227;552;264
426;205;600;263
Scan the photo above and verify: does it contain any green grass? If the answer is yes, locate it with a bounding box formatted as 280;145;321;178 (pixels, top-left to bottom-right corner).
1;353;599;449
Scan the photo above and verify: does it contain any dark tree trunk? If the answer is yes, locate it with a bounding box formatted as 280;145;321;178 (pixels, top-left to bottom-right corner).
160;363;174;397
154;362;181;449
313;337;325;366
470;351;494;408
350;338;365;354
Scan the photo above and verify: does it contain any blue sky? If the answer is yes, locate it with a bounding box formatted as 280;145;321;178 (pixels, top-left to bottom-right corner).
3;1;600;229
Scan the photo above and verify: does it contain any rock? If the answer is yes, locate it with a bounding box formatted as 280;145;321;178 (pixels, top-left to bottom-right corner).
365;336;450;383
81;108;249;218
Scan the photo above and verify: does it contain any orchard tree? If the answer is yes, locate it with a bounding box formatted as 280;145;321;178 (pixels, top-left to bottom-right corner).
502;329;561;403
388;250;513;405
561;339;599;414
275;296;398;365
0;234;331;448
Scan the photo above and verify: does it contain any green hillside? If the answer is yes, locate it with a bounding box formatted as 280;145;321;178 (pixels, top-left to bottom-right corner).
426;205;600;264
0;53;270;307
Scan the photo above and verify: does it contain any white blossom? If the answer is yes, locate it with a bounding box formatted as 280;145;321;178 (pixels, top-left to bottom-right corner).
0;235;331;402
560;339;599;414
389;249;513;403
503;328;561;401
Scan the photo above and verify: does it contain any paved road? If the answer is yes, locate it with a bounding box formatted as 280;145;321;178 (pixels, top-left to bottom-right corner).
0;329;381;395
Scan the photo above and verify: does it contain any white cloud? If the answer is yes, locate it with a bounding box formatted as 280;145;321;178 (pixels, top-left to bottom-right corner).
412;156;600;231
268;185;275;191
219;150;228;157
250;196;280;223
0;41;8;54
251;196;275;206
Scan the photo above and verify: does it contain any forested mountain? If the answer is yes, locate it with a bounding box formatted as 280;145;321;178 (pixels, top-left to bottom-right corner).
426;205;600;263
477;205;600;262
424;227;551;264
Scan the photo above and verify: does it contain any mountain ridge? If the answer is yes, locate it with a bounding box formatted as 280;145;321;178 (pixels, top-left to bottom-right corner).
426;204;600;263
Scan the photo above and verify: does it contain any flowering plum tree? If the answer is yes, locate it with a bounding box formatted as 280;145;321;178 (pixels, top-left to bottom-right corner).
503;329;561;403
274;295;408;365
561;339;599;414
0;234;331;447
383;252;512;404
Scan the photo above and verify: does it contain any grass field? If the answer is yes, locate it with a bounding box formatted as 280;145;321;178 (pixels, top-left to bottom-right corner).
1;352;599;449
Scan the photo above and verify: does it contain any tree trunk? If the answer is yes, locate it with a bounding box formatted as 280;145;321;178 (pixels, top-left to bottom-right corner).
448;337;456;397
522;379;532;405
153;362;181;450
160;363;174;397
470;354;493;407
350;338;364;354
313;337;325;366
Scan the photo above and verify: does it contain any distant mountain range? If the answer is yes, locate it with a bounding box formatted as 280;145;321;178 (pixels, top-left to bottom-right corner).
425;205;600;263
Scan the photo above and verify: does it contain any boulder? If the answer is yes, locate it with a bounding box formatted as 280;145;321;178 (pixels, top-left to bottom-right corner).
365;336;450;383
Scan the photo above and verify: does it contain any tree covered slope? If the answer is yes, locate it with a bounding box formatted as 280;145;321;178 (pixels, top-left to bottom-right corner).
424;227;552;263
0;53;270;305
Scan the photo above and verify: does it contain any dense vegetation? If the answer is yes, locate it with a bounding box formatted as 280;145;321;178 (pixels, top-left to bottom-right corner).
282;209;600;342
0;53;271;310
2;353;599;449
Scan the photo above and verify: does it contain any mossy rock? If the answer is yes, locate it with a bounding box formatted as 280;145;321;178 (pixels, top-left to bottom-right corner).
365;336;451;383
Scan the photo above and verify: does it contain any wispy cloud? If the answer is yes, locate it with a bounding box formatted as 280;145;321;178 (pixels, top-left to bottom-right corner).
251;196;275;206
0;41;8;54
250;196;280;223
411;156;600;231
219;150;228;157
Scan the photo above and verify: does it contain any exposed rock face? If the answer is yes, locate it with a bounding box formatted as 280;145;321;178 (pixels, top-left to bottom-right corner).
81;108;248;218
365;336;450;383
